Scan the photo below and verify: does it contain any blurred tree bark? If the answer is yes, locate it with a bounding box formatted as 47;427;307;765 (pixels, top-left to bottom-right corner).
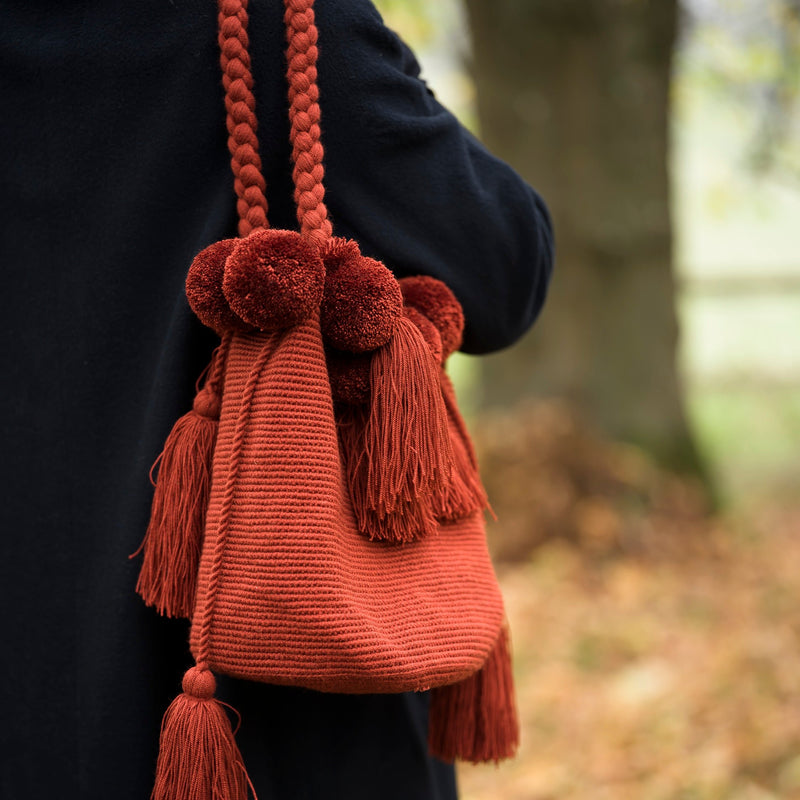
464;0;705;475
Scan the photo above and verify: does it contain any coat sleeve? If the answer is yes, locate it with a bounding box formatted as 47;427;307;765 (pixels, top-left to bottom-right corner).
314;0;554;355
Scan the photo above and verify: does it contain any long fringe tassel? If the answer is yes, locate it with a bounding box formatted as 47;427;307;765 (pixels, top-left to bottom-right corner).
431;370;489;522
338;402;438;543
338;316;452;542
151;666;251;800
428;625;519;763
133;384;220;619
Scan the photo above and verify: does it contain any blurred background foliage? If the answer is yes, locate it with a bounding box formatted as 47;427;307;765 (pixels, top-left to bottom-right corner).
376;0;800;508
374;0;800;797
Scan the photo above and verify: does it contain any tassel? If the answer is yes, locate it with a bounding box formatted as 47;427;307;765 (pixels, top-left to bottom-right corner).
339;315;452;542
431;370;490;522
151;665;250;800
428;625;519;764
337;403;439;543
133;385;220;618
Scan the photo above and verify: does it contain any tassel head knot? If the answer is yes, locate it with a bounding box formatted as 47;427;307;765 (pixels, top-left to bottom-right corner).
181;666;217;700
192;388;221;420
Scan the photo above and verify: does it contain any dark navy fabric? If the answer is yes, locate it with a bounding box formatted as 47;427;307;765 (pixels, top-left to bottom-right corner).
0;1;552;798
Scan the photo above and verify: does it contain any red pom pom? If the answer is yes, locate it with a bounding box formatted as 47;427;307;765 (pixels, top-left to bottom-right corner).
399;276;465;359
404;306;443;363
223;229;324;331
321;240;403;353
322;237;361;273
185;239;253;334
327;349;371;405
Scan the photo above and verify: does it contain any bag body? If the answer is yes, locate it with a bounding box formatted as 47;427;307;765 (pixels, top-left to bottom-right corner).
190;321;505;693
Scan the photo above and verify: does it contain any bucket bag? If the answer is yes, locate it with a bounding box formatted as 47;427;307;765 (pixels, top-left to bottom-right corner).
132;1;519;796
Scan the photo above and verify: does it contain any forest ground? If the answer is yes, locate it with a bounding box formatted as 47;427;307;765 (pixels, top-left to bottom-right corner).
458;406;800;800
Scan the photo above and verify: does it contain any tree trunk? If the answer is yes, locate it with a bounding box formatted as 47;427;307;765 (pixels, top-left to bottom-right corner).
464;0;705;474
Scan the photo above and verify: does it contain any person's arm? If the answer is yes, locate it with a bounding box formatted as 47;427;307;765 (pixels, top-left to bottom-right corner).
314;0;554;354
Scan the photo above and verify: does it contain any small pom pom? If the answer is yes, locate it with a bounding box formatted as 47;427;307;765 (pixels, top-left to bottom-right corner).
403;306;443;363
399;276;465;359
186;239;254;334
327;349;372;405
321;241;403;353
223;229;324;331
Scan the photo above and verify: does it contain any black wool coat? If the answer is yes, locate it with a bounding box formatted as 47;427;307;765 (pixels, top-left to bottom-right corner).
0;1;553;798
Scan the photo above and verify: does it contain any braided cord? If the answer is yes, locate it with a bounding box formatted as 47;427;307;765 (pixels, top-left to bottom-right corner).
207;331;233;393
196;336;277;663
218;0;269;236
284;0;332;247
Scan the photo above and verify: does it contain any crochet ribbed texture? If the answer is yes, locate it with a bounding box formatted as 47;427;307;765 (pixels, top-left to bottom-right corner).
190;316;505;692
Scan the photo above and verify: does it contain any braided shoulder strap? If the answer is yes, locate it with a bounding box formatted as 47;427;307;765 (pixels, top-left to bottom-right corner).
217;0;331;245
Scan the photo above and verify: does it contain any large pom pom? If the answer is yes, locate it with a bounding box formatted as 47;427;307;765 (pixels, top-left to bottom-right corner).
321;238;403;353
185;239;253;334
399;276;465;359
223;229;324;331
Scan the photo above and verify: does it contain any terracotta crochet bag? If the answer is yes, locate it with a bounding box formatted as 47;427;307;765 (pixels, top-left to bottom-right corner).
132;1;519;797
